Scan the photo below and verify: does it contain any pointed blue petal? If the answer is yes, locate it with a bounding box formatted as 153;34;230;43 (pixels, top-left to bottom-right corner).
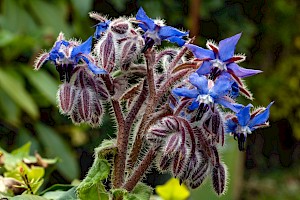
218;33;241;61
196;61;212;75
71;37;92;59
227;63;262;78
225;119;238;133
248;101;274;129
159;26;188;38
210;75;233;99
188;100;200;111
136;7;155;31
81;56;107;75
215;98;243;113
164;36;186;46
185;44;215;60
236;104;252;126
189;73;208;94
172;88;199;98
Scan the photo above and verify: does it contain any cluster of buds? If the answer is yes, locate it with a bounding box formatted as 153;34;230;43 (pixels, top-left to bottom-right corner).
34;6;272;197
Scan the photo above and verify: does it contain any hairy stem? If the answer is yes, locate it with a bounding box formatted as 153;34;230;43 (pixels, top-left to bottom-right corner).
128;67;190;168
102;74;126;188
123;146;158;192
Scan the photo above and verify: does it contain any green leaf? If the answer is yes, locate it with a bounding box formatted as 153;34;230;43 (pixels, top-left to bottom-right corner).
22;67;58;105
40;184;74;196
77;158;110;200
156;178;190;200
35;123;80;181
57;187;77;200
11;194;48;200
95;139;117;158
124;182;153;200
0;142;31;171
0;68;39;119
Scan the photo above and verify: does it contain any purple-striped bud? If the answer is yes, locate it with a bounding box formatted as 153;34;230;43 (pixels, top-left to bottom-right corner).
110;18;130;35
57;83;77;114
164;134;181;155
89;99;104;127
77;89;93;121
119;39;138;70
70;107;83;124
158;154;173;171
212;162;227;195
172;146;188;177
189;160;209;189
203;109;225;146
96;32;115;73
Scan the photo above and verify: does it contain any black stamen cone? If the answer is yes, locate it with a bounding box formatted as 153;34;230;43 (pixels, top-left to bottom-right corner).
56;64;75;82
142;37;155;53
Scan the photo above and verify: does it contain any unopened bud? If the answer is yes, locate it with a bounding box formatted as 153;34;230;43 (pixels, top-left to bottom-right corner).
57;83;77;114
77;89;93;122
96;32;115;73
212;162;227;195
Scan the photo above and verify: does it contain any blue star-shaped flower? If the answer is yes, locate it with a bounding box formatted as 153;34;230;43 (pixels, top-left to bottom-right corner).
226;101;274;150
136;7;189;51
185;33;262;78
172;73;238;111
37;35;107;76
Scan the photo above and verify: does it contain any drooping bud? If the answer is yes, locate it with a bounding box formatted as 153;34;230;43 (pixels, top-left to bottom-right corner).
57;83;77;114
172;146;188;177
189;159;209;189
211;162;227;195
95;32;115;73
164;134;181;155
89;99;104;127
158;154;173;171
77;89;93;122
110;18;130;36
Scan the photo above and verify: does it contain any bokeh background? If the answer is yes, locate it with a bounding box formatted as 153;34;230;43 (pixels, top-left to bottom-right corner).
0;0;299;199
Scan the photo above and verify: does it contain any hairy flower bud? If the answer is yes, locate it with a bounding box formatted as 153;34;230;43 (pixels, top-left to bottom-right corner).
57;83;77;114
95;32;115;73
212;162;227;195
77;89;93;122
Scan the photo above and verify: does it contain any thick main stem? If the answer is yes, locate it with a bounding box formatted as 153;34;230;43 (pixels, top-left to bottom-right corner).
123;146;158;192
102;74;126;188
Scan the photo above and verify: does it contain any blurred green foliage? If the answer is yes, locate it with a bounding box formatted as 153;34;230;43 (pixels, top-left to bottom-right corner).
0;0;299;199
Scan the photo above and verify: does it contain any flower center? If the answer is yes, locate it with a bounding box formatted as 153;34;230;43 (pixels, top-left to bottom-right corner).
236;125;252;135
196;94;214;105
210;59;227;70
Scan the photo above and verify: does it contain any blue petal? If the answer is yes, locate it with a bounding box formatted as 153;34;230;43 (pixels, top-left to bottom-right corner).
236;104;252;126
81;56;107;75
94;20;111;39
71;37;92;60
188;100;200;111
209;75;233;99
231;81;239;98
164;36;186;46
185;44;215;60
189;73;208;94
218;33;241;61
196;61;212;75
172;88;199;98
227;63;262;78
248;101;274;130
225;119;238;134
136;7;155;31
215;98;243;113
159;26;188;39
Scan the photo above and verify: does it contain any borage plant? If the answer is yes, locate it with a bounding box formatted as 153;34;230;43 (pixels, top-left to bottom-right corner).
34;7;273;200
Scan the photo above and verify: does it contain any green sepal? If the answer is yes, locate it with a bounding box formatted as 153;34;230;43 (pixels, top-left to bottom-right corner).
110;182;153;200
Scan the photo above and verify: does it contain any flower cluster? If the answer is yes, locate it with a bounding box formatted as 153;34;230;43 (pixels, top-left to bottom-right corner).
34;7;272;198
